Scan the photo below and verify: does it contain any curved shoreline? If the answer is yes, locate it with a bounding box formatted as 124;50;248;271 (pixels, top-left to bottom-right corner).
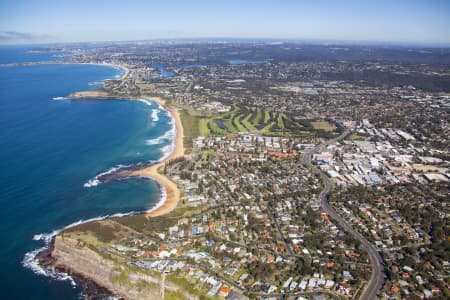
16;62;183;299
63;62;130;81
0;61;130;81
67;59;182;217
69;92;184;217
131;96;184;217
86;62;130;81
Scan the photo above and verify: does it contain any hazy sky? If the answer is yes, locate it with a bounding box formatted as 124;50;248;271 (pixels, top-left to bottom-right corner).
1;0;449;45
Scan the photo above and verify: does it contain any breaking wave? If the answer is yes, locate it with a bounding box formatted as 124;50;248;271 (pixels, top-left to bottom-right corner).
88;81;104;87
145;115;175;146
83;164;130;187
24;176;167;284
136;98;154;107
24;95;177;290
160;142;175;161
52;96;68;101
23;211;145;288
22;246;77;287
151;109;159;122
145;129;173;146
22;67;178;296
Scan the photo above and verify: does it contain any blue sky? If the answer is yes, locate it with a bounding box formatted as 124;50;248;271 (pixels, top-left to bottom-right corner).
1;0;449;45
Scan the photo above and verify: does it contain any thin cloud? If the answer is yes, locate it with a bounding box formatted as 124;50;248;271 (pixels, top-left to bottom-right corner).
0;31;53;42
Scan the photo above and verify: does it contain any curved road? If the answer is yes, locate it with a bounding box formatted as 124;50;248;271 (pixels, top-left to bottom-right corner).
303;130;385;300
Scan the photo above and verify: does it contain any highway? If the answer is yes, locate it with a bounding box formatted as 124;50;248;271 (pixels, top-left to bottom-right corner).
302;129;385;300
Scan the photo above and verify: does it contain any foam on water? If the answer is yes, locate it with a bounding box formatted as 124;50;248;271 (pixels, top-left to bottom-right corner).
136;98;154;107
145;129;173;145
151;109;159;122
157;109;176;161
83;97;176;189
3;61;159;299
160;142;175;161
88;81;104;87
22;246;77;287
145;113;175;147
23;211;144;287
83;100;175;188
24;95;176;295
52;96;69;101
149;181;167;213
133;176;167;215
83;164;129;188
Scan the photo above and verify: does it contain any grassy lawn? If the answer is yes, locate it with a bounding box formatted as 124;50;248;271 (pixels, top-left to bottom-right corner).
311;121;336;132
232;114;247;132
241;113;258;131
176;104;321;139
348;133;366;140
208;119;228;135
277;113;285;130
223;119;238;132
178;108;202;151
254;108;263;124
198;118;210;136
61;230;107;247
221;105;239;118
261;122;275;134
263;110;270;124
166;273;208;297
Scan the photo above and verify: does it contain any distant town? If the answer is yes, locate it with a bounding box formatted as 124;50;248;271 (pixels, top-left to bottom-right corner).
27;41;449;300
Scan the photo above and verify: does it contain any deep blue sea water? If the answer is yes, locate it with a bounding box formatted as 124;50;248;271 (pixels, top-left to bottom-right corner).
0;45;68;64
0;50;174;299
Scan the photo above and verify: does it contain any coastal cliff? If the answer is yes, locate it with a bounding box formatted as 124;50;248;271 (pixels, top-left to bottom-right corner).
45;219;197;300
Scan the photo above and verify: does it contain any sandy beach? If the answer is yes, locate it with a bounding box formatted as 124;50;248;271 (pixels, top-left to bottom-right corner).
0;61;130;82
129;96;184;217
70;94;185;217
72;62;130;81
79;62;130;81
97;63;130;80
69;63;183;218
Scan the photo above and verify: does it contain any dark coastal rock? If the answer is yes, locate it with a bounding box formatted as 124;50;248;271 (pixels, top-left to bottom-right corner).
36;238;56;267
37;237;122;300
71;273;120;300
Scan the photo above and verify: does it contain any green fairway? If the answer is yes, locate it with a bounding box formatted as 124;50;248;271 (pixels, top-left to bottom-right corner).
242;113;258;131
182;105;329;138
206;106;297;136
254;108;263;125
198;118;210;136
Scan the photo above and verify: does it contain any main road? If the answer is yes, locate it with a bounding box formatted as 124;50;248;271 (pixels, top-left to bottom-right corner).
302;129;385;300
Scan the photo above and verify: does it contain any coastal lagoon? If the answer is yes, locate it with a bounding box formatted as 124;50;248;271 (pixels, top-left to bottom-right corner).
0;52;173;298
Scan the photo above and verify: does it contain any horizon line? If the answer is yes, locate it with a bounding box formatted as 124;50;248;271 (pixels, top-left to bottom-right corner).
2;37;450;48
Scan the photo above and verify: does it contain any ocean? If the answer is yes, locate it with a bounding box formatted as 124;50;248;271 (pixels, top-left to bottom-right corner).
0;46;174;299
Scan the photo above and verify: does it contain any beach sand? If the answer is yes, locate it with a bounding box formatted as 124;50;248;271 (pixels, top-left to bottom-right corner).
100;63;130;80
72;94;185;217
129;96;184;217
79;62;130;81
69;63;183;218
